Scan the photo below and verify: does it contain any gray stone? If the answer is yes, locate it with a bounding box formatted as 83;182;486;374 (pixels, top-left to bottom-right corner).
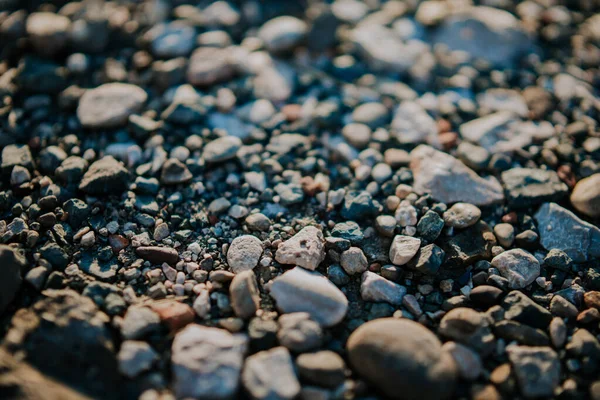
203;136;242;163
230;270;260;319
227;235;263;273
340;247;368;275
534;202;600;262
0;245;25;313
117;340;158;378
242;347;300;400
160;158;192;185
442;341;482;381
253;61;296;103
360;271;406;305
459;112;522;153
1;144;34;173
410;145;504;206
172;324;248;400
439;307;495;354
120;307;161;340
502;168;568;208
269;267;348;327
391;101;438;146
507;345;560;398
347;318;457;400
491;249;540;289
77;83;147;129
26;12;70;56
443;203;481;229
570;173;600;217
258;16;307;53
296;351;346;389
146;22;195;58
275;226;326;271
79;156;129;195
187;47;235;86
389;235;420;266
277;313;323;352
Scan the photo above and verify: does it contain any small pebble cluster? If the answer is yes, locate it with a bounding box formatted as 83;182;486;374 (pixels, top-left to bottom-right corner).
1;0;600;400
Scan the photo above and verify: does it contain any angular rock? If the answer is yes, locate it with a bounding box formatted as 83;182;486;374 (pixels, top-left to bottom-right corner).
340;246;368;275
459;112;521;153
442;221;496;268
391;101;439;146
203;136;242;163
1;144;34;173
507;345;560;398
410;145;504;206
439;307;495;354
360;271;406;305
242;347;300;400
389;235;420;266
501;168;568;208
77;83;147;129
117;340;158;378
227;235;263;274
269;267;348;327
277;312;323;352
275;226;326;271
491;249;540;289
79;156;129;195
160;158;192;185
230;270;260;319
406;244;445;275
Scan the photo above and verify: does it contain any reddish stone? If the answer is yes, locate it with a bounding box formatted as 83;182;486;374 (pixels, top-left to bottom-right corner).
557;165;576;188
282;104;302;122
109;234;129;253
501;212;518;224
584;291;600;310
149;300;195;332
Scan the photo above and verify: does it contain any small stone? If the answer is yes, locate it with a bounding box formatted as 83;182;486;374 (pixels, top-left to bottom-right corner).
360;271;406;306
149;300;195;332
543;249;572;271
187;47;235;86
584;291;600;310
26;12;70;56
417;210;444;242
79;156;129;195
507;345;561;398
230;270;260;319
160;158;192;185
406;244;445;275
193;290;211;319
502;168;568;208
275;226;326;271
570;173;600;217
1;144;34;173
277;313;323;352
136;246;178;265
203;136;242;163
118;340;158;378
494;223;515;248
10;165;31;186
502;291;552;329
0;245;25;313
375;215;396;237
172;324;247;400
77;83;147;129
296;351;346;388
439;308;495;354
245;213;272;232
269;267;348;327
442;341;482;381
352;102;389;129
146;22;195;58
549;317;567;348
389;235;420;266
340;247;368;275
443;203;481;229
491;249;540;289
258;16;307;53
227;235;263;273
121;307;161;340
347;318;457;400
391;101;438;146
242;347;301;400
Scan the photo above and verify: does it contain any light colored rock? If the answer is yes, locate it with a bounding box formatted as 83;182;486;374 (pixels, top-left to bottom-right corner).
118;340;158;378
507;345;560;398
258;16;307;53
340;247;368;275
389;235;420;265
227;235;263;273
571;173;600;217
230;270;260;319
491;249;540;289
391;101;439;146
443;203;481;229
77;83;147;129
360;271;406;305
242;347;300;400
275;226;326;271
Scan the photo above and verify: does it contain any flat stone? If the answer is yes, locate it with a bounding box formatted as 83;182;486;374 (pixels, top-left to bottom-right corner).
230;270;260;319
172;324;248;400
1;144;34;173
491;249;540;289
26;12;70;56
275;226;326;271
459;112;521;153
227;235;263;273
296;350;346;389
410;145;504;206
136;246;178;265
442;221;497;268
146;22;195;58
258;16;307;53
120;307;161;340
507;345;560;398
360;271;406;305
391;101;439;146
534;202;600;262
502;168;568;208
389;235;421;266
79;156;129;195
77;83;147;129
242;347;300;400
203;136;242;163
269;267;348;327
502;291;552;329
571;173;600;217
347;318;457;400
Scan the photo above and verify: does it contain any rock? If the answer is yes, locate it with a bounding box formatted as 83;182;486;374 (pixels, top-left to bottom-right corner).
1;144;34;173
442;341;482;381
258;16;307;53
507;345;560;398
117;340;158;378
340;247;368;275
351;102;389;129
571;173;600;217
341;190;380;220
172;324;247;400
56;156;88;184
389;235;421;265
406;244;445;275
360;271;406;305
410;145;504;206
442;221;497;268
275;226;326;271
549;295;578;318
277;313;323;352
416;210;444;242
459;112;523;153
253;61;296;103
494;223;515;248
77;83;147;129
136;246;178;265
242;347;301;400
0;245;25;313
79;156;129;195
584;291;600;310
375;215;397;237
501;168;568;208
187;47;235;86
160;158;192;185
549;317;567;348
10;165;30;186
227;235;263;273
431;6;532;68
544;249;572;271
443;203;481;229
296;351;346;388
149;300;195;332
193;290;211;319
274;183;304;205
146;22;195;58
347;318;457;400
491;249;540;289
40;242;68;269
439;308;495;354
269;267;348;327
26;12;70;56
203;136;242;163
120;306;161;340
502;291;552;329
534;202;600;262
230;270;260;319
493;320;550;346
391;101;439;146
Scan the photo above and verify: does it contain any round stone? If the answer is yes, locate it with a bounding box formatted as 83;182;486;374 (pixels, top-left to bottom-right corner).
443;203;482;229
227;235;263;273
571;173;600;217
347;318;457;400
491;249;540;289
258;16;308;53
77;83;147;129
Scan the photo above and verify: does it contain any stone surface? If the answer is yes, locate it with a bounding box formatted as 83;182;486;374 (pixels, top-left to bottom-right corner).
443;203;482;229
360;271;406;305
230;270;260;319
347;318;457;400
171;324;248;400
491;249;540;289
79;156;129;195
410;145;504;206
275;226;326;271
277;313;323;352
135;246;178;265
242;347;300;400
227;235;263;273
507;345;561;398
0;245;25;314
203;136;242;163
501;168;568;208
340;246;368;275
534;202;600;262
571;173;600;217
117;340;158;378
269;267;348;327
389;235;421;265
258;16;307;53
77;83;147;129
391;101;439;146
296;350;346;388
187;47;235;86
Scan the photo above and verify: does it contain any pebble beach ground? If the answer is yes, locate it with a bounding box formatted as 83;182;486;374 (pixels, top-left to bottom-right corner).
1;0;600;399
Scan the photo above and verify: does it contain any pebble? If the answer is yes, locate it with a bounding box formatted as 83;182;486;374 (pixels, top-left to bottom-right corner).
502;168;568;208
171;324;247;399
269;267;348;327
10;165;31;186
242;347;301;400
77;83;147;129
26;12;70;56
202;136;242;163
229;270;260;319
340;247;368;275
438;308;495;354
493;223;515;248
258;16;307;53
79;156;129;195
275;226;326;271
410;145;504;206
407;244;445;275
277;313;323;353
347;318;457;400
136;246;179;265
296;351;346;389
502;291;552;329
391;101;438;145
187;47;235;86
360;271;407;306
549;317;567;348
120;307;161;340
443;203;481;229
442;341;483;381
491;249;540;289
146;22;195;58
389;235;420;265
118;340;158;378
570;173;600;217
351;102;389;129
227;235;263;273
416;210;444;242
245;213;272;232
507;345;561;398
160;159;192;185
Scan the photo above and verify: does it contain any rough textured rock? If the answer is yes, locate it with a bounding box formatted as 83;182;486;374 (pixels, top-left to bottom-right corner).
227;235;263;273
347;318;457;400
570;173;600;217
79;156;129;195
269;267;348;327
0;245;25;314
275;226;326;271
389;235;421;265
410;145;504;206
507;345;561;398
187;47;236;87
171;324;248;400
242;347;301;400
491;249;540;289
502;168;568;208
534;202;600;262
203;136;242;163
360;271;407;305
77;83;147;129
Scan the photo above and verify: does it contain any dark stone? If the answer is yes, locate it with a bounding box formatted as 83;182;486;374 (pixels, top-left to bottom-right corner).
416;211;444;243
40;242;69;270
442;221;496;268
543;249;572;272
341;191;380;221
79;156;129;195
296;350;346;388
407;244;445;275
331;221;363;244
470;285;504;307
63;199;90;228
136;246;178;265
0;245;25;313
501;168;568;208
248;317;278;352
502;291;552;329
493;320;550;346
